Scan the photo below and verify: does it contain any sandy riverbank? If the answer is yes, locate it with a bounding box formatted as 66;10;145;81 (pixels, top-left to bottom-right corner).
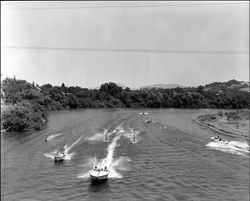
194;110;249;139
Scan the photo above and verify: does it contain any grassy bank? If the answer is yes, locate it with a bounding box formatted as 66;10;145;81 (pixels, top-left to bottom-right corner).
194;110;249;139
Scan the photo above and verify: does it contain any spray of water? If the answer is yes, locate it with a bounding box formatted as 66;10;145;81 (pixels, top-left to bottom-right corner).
86;127;122;142
107;128;119;137
64;135;83;153
78;126;131;179
77;157;98;179
85;132;104;142
46;132;65;141
101;135;121;168
206;140;249;157
44;136;83;160
123;127;140;143
44;151;57;160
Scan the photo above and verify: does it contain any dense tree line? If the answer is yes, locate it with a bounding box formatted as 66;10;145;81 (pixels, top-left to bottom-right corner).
1;77;250;132
1;78;48;132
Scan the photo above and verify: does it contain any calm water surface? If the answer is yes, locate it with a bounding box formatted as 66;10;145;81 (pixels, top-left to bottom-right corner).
1;109;249;201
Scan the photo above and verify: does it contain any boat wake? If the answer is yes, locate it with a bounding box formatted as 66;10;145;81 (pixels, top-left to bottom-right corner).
123;127;140;143
64;136;83;153
85;129;108;142
46;132;65;141
85;127;121;142
78;128;131;179
44;136;83;160
206;140;249;157
44;149;74;161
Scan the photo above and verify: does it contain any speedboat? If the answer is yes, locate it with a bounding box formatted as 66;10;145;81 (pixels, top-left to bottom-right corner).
89;167;109;181
54;152;65;162
145;120;154;123
45;135;51;142
139;112;149;115
210;136;228;144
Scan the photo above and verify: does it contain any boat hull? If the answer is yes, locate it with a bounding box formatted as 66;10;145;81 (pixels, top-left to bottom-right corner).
90;174;108;181
54;156;65;162
210;137;228;144
89;170;109;181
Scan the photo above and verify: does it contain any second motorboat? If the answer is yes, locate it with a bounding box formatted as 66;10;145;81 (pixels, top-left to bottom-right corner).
54;151;65;162
210;136;228;144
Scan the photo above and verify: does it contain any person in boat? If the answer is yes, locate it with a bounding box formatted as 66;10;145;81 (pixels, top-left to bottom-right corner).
214;136;220;140
104;166;107;171
94;166;97;170
55;151;60;157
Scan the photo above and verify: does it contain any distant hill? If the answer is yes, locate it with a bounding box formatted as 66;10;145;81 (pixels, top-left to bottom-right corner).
204;79;249;93
140;84;186;89
93;80;249;92
116;83;130;89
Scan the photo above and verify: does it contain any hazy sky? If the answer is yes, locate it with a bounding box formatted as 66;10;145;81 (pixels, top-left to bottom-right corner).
1;1;249;88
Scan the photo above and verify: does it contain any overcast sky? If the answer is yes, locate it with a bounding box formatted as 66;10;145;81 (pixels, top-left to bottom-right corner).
1;1;249;88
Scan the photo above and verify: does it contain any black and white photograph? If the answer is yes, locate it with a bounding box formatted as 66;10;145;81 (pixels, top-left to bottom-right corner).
1;1;249;201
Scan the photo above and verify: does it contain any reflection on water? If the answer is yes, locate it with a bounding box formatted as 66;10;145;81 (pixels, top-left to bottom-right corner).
88;180;110;193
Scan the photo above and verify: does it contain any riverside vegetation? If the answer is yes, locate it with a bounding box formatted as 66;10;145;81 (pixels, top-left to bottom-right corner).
1;77;250;132
195;110;249;139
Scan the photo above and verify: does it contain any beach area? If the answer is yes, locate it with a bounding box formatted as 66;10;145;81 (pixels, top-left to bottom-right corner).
194;110;250;139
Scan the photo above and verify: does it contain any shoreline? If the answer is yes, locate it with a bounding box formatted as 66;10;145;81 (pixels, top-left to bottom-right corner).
193;114;249;140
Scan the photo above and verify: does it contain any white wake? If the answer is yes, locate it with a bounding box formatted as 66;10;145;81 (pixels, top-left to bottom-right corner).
206;140;249;157
78;127;131;179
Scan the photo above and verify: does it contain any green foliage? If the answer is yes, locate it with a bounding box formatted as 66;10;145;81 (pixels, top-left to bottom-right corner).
1;78;48;132
1;77;249;132
2;104;31;132
2;101;48;132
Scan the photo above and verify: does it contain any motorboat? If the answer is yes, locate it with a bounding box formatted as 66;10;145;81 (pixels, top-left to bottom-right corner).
210;136;228;144
45;135;51;142
145;120;154;123
139;112;149;115
89;166;109;181
54;152;65;162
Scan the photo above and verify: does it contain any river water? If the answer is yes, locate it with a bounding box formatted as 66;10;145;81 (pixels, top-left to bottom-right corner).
1;109;249;201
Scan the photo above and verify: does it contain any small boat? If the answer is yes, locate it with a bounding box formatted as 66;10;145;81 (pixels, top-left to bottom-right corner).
210;136;228;144
89;166;109;181
54;152;65;162
145;120;154;123
45;135;50;142
139;112;149;115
